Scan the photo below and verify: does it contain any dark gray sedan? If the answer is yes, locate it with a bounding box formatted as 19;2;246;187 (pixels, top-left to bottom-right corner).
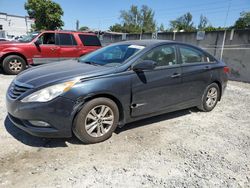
6;40;229;143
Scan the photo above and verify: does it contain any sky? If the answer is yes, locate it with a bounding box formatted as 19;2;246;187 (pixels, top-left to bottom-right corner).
0;0;250;30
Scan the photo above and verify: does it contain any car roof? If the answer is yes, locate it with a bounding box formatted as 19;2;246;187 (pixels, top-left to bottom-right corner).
40;30;97;35
113;39;175;47
114;39;209;53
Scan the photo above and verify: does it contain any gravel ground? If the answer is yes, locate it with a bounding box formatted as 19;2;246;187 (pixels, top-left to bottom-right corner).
0;73;249;188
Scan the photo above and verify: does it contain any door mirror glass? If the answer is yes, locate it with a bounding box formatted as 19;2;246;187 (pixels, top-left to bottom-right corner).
132;60;156;71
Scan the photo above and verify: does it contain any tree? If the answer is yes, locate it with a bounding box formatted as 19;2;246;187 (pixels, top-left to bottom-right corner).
110;5;156;33
140;5;156;33
203;26;217;31
234;11;250;29
158;24;165;32
109;24;125;33
170;12;196;32
79;26;90;31
24;0;64;30
198;15;209;30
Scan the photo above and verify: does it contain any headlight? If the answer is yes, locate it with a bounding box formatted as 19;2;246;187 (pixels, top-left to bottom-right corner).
21;81;77;102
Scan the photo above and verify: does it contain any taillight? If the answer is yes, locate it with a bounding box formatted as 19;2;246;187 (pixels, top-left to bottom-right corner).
223;66;230;73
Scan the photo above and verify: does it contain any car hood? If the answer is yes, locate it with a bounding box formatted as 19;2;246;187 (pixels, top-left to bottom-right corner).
0;41;30;49
0;40;22;45
15;60;117;88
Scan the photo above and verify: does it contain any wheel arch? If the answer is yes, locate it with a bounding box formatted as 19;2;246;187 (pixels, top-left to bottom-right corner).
85;94;124;123
0;52;28;66
73;93;125;127
210;80;222;101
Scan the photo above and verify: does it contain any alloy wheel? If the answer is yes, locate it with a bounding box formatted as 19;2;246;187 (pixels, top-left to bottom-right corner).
85;105;114;137
9;59;23;72
206;87;218;108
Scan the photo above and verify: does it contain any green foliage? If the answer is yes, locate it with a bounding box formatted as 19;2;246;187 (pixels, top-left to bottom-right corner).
111;7;249;33
198;15;209;30
79;26;90;31
203;26;217;31
234;11;250;29
170;12;196;32
140;5;156;33
158;24;165;32
109;24;125;33
24;0;64;30
109;5;156;33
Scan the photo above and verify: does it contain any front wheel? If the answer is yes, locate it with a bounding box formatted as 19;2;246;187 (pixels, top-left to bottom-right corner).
198;83;220;112
2;55;26;75
73;97;119;144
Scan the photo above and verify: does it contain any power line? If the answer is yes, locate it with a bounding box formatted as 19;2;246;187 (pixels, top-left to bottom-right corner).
155;5;247;18
87;0;248;30
86;0;246;20
98;7;247;24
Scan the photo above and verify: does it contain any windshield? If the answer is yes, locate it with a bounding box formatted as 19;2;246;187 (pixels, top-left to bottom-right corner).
79;44;145;67
18;32;40;43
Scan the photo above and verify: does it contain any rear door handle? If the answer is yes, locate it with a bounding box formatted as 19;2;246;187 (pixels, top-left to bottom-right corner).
171;73;181;78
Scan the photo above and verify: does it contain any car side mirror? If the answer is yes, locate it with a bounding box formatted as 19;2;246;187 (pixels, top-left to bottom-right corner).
34;40;41;46
132;60;156;71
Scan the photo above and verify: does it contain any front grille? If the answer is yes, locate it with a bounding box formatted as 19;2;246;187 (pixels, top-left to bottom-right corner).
8;81;33;99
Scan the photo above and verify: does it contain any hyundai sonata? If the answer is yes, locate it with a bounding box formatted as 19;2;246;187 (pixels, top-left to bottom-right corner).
6;40;229;143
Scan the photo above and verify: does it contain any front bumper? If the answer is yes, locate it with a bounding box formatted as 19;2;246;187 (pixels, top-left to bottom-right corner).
6;95;78;138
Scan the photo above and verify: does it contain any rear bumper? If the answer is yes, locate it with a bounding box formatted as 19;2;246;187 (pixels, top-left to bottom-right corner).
6;95;78;138
221;80;227;97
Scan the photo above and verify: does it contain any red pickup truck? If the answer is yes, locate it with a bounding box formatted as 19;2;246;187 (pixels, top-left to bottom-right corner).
0;31;102;74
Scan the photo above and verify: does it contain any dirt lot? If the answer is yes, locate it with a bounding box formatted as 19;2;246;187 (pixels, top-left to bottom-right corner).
0;73;249;188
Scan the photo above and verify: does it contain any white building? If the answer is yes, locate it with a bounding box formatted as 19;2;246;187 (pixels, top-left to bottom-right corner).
0;12;34;38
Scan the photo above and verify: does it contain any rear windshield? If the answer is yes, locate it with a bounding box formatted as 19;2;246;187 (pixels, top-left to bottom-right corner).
78;34;101;46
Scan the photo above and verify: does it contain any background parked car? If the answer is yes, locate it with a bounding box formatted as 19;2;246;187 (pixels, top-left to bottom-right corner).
0;31;102;75
0;38;11;42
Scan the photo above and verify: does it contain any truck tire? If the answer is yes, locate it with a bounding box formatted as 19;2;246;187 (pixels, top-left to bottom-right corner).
2;55;26;75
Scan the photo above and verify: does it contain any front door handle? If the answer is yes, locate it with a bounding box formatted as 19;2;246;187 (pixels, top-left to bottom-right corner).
204;65;211;70
171;73;181;78
50;47;58;51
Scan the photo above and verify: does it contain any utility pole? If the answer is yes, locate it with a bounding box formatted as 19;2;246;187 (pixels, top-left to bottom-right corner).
76;20;79;31
135;14;142;40
220;0;231;60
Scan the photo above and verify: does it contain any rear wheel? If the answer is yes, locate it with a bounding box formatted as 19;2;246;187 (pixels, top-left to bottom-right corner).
198;83;220;112
73;97;119;144
2;55;26;75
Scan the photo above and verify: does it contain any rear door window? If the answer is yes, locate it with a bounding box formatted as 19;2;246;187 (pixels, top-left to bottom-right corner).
78;34;101;46
58;33;77;46
179;45;214;63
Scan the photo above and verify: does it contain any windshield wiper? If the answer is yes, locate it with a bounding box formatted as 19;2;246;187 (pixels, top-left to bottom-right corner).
80;61;100;66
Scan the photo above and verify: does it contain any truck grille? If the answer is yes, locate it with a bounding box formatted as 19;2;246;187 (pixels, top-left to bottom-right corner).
8;81;33;99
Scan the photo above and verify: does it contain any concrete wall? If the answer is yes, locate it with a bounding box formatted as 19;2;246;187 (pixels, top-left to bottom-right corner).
0;12;34;37
100;29;250;82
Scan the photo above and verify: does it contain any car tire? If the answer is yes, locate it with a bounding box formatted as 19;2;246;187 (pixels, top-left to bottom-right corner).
73;97;119;144
198;83;220;112
2;55;26;75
